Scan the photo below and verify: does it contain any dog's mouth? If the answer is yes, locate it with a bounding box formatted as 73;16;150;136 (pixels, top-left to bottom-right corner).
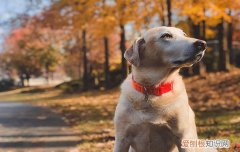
172;51;205;66
194;52;204;62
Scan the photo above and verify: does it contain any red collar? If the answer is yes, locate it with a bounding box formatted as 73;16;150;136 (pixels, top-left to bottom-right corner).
132;78;173;96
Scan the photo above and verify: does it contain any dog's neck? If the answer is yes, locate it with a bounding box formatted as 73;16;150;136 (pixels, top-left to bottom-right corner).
132;66;180;86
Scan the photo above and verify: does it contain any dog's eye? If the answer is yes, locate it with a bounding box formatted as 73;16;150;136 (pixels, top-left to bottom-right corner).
183;33;187;36
160;33;173;39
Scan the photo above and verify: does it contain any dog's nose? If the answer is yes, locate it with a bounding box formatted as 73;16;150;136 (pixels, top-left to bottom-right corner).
194;40;206;52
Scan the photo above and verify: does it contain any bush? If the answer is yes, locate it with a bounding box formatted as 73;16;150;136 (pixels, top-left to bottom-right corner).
0;78;14;91
55;79;83;93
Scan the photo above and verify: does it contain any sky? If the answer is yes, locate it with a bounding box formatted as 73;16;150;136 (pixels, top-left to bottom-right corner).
0;0;51;51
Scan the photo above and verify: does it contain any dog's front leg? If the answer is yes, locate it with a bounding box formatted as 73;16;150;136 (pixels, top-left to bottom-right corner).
168;107;199;152
113;124;131;152
113;103;132;152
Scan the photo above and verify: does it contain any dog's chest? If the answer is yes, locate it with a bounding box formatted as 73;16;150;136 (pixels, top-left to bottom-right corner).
128;123;177;152
128;93;183;126
131;95;172;113
130;101;171;125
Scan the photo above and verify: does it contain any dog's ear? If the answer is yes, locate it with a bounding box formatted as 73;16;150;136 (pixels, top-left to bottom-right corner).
124;37;145;67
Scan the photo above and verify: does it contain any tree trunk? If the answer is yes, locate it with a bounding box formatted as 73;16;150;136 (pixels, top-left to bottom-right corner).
227;10;234;65
192;23;201;75
103;36;110;89
160;0;166;26
26;73;30;86
218;18;227;71
82;29;88;90
20;75;25;87
45;65;49;84
76;35;82;79
166;0;172;26
202;20;206;40
202;7;206;40
120;24;127;79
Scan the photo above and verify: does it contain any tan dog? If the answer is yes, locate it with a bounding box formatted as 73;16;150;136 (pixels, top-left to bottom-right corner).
114;27;216;152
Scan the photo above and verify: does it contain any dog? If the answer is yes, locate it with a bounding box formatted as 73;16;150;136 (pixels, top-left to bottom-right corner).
114;27;216;152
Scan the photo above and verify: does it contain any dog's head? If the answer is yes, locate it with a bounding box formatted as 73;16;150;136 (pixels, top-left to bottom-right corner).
124;26;206;69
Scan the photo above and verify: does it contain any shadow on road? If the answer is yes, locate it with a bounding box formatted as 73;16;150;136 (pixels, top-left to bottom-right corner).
0;102;81;150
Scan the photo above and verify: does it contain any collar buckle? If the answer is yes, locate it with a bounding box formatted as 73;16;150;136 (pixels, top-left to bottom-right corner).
143;87;149;102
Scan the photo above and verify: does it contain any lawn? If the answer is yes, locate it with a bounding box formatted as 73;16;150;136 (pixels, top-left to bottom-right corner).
0;69;239;152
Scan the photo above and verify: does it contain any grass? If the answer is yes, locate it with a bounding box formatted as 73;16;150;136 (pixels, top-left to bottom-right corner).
0;70;240;151
196;111;240;151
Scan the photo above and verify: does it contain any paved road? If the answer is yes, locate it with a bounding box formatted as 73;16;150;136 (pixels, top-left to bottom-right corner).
0;102;81;152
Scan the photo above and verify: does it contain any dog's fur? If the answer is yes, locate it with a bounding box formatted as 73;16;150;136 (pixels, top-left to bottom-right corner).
114;27;215;152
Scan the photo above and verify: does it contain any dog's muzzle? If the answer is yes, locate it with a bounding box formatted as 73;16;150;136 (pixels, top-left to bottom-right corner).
192;40;206;62
172;40;207;66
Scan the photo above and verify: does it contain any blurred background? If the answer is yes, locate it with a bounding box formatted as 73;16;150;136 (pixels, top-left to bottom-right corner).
0;0;239;90
0;0;239;152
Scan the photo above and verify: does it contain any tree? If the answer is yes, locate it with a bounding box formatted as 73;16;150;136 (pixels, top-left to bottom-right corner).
86;0;117;89
151;0;166;25
98;1;116;89
2;26;39;86
82;30;88;90
2;42;42;86
39;46;62;83
210;0;234;71
113;0;138;79
223;1;240;65
42;0;97;90
2;15;64;86
166;0;172;26
136;0;167;28
103;36;110;88
227;10;234;65
217;18;227;71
